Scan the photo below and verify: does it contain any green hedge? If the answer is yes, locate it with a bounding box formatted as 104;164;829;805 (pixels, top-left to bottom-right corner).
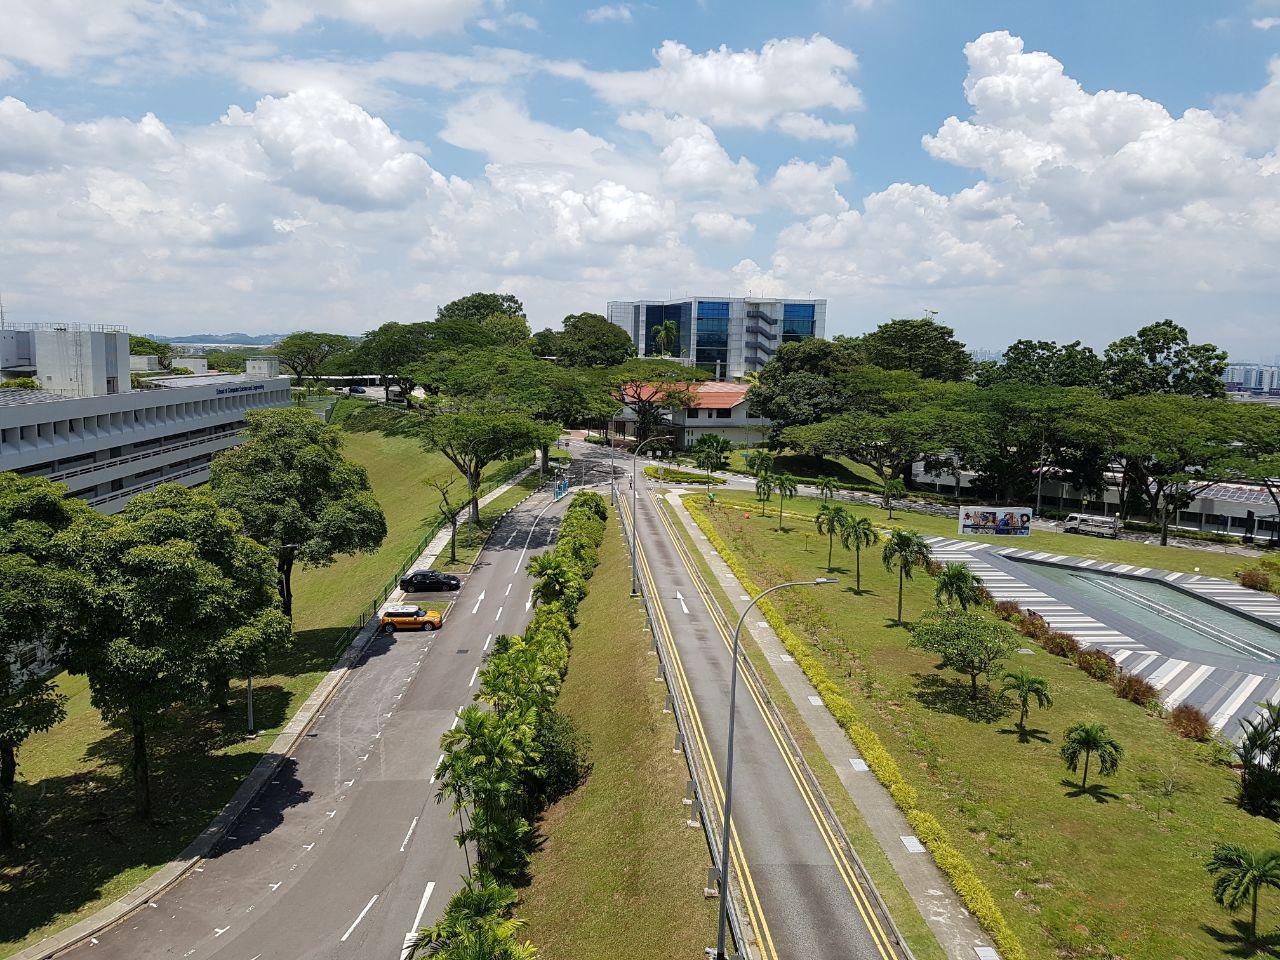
685;499;1028;960
644;466;727;486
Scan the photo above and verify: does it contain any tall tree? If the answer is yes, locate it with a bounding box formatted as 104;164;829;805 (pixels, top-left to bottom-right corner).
275;331;351;389
437;292;526;328
746;338;865;438
1060;722;1122;789
407;874;536;960
210;407;387;617
558;313;635;367
420;410;561;522
128;334;174;369
1102;319;1227;399
999;668;1053;735
910;610;1019;700
1207;843;1280;944
845;516;879;592
345;321;431;405
814;502;850;572
608;358;701;443
847;316;972;381
0;475;91;848
979;339;1104;388
57;485;288;819
882;528;931;624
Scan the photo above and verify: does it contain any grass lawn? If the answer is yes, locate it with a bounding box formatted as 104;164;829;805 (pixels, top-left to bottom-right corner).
0;429;524;957
519;514;718;956
694;491;1280;960
715;491;1249;580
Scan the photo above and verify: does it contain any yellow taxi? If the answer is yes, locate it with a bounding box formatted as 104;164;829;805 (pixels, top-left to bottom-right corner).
379;604;443;633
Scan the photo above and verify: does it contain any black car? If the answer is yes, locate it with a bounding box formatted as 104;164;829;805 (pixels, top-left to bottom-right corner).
399;569;461;593
349;385;366;394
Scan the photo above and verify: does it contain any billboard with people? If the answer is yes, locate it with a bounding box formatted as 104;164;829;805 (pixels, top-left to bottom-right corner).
959;506;1033;536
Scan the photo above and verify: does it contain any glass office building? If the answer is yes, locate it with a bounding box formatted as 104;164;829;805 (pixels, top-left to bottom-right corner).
606;296;826;380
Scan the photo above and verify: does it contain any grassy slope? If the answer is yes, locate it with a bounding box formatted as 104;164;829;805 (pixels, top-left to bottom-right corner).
519;516;718;957
0;430;518;956
716;491;1248;580
697;492;1280;960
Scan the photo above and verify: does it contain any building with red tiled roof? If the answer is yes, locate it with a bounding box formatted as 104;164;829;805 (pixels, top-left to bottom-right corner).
611;380;769;449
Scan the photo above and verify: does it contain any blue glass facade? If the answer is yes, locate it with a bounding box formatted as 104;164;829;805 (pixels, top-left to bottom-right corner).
644;302;691;357
782;302;816;342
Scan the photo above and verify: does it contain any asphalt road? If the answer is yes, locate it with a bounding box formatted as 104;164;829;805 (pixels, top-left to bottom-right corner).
571;440;904;960
57;480;574;960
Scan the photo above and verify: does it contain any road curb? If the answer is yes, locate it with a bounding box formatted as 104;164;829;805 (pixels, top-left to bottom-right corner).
10;466;540;960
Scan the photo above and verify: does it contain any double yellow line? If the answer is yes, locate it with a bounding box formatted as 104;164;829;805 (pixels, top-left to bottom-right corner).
620;493;778;960
642;490;903;960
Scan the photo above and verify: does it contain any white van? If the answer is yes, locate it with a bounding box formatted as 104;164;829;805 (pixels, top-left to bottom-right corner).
1063;513;1121;538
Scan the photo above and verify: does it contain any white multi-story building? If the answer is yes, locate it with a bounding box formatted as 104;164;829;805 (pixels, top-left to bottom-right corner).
1;322;290;513
1224;363;1280;394
610;381;770;449
606;296;826;381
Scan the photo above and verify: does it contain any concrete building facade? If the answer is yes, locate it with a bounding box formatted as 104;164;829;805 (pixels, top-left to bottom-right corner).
2;324;130;397
606;296;826;380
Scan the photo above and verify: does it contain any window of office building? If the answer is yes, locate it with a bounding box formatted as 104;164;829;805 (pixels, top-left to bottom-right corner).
695;316;730;375
644;302;691;357
697;300;730;319
782;302;816;342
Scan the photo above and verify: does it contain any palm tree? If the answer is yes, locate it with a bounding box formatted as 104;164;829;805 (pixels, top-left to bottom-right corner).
843;516;879;592
881;528;930;624
407;873;536;959
526;553;586;617
651;319;679;356
744;449;774;476
773;473;798;531
1060;722;1122;789
883;476;906;517
999;668;1052;732
754;470;774;505
693;435;732;490
1207;843;1280;944
814;502;849;572
933;562;987;610
817;476;838;500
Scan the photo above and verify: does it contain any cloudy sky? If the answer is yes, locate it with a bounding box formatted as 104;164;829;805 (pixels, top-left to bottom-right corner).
2;1;1280;357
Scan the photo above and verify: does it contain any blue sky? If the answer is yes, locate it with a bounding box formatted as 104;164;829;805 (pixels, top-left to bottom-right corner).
2;0;1279;358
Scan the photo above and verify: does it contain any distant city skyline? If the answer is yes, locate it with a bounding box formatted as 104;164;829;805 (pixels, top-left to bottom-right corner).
2;1;1279;353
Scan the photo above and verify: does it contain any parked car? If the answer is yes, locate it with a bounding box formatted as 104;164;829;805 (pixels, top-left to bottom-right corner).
380;605;443;633
399;569;461;593
1063;513;1122;538
349;385;366;394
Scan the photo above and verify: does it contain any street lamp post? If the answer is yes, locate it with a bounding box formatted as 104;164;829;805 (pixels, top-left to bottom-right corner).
630;434;664;596
714;578;837;960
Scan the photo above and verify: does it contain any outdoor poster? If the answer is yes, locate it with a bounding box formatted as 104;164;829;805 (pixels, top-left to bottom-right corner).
959;506;1033;536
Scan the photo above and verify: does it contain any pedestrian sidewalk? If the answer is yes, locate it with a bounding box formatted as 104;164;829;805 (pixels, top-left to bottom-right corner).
13;465;539;960
664;491;1001;960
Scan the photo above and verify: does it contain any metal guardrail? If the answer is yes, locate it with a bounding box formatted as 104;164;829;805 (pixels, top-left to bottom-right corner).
616;498;751;960
86;462;213;508
44;430;244;483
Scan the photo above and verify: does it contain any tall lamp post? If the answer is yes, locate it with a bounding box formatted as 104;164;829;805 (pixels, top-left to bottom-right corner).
629;433;665;596
714;577;837;960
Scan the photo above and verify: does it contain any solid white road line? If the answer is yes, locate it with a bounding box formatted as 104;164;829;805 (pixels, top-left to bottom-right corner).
340;895;378;942
402;882;437;957
471;591;485;614
514;493;559;573
400;816;419;852
430;753;444;783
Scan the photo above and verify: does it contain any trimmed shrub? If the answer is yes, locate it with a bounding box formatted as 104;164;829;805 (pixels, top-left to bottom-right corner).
1113;671;1159;706
1240;569;1272;592
643;465;727;486
925;559;944;578
1017;612;1051;641
1040;631;1080;658
1169;703;1212;741
1076;648;1118;682
992;600;1023;622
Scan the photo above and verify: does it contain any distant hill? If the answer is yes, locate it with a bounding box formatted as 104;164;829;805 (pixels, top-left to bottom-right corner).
146;333;285;345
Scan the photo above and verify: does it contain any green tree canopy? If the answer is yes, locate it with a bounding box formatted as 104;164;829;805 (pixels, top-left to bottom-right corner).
437;292;526;327
56;484;289;819
275;331;352;387
978;339;1105;388
846;316;972;381
558;312;635;367
0;475;93;847
910;610;1018;700
209;407;387;616
128;335;174;369
1102;319;1227;399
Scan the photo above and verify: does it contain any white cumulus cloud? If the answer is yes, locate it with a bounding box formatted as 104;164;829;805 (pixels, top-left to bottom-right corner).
585;4;633;23
692;211;754;241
